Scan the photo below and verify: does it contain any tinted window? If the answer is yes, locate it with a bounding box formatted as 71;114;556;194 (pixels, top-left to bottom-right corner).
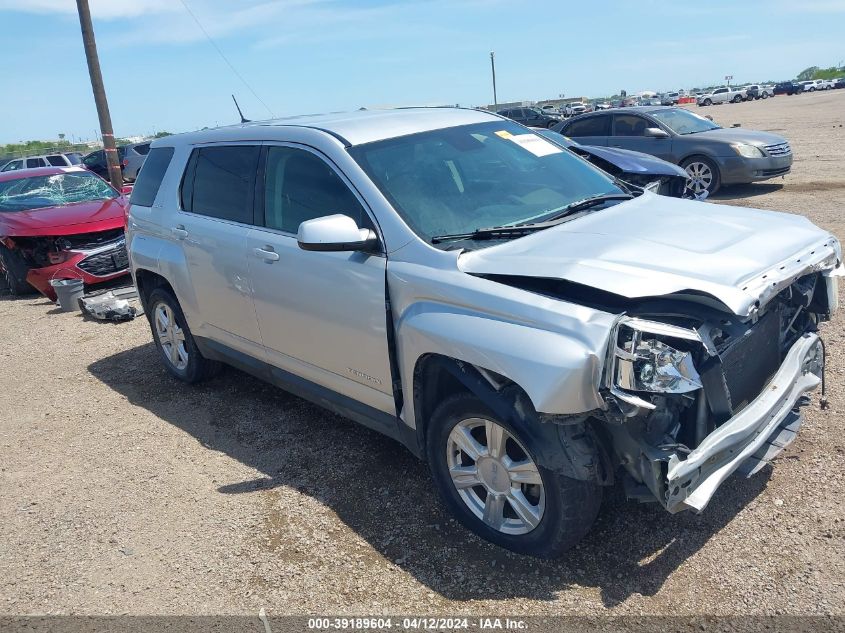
564;115;611;137
130;147;174;207
613;114;650;136
83;152;102;167
183;146;259;223
46;155;66;166
264;146;366;234
26;158;44;168
65;153;82;165
134;143;151;155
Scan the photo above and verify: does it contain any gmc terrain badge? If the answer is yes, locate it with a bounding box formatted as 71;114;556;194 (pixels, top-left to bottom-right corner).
347;368;382;385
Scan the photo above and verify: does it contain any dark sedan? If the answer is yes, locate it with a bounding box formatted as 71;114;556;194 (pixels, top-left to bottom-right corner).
82;147;127;180
551;107;793;196
497;107;559;128
536;129;695;198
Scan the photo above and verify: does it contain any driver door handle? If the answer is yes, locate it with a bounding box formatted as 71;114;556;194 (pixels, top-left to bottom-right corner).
171;225;188;240
253;246;280;262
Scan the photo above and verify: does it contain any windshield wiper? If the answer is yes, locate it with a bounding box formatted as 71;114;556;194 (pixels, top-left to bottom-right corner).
431;193;634;244
431;224;547;244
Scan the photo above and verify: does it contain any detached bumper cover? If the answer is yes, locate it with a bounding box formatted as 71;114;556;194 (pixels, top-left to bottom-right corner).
665;333;823;513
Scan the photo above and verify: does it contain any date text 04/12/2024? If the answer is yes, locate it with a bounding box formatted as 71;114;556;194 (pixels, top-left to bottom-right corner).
306;617;528;630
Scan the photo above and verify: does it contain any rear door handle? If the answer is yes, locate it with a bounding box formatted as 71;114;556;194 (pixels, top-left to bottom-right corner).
253;246;280;262
171;225;188;240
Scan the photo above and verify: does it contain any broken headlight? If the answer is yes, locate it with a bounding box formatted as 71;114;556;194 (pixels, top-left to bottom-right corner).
612;321;702;394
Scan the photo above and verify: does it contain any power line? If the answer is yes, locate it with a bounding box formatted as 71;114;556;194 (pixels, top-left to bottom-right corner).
178;0;276;119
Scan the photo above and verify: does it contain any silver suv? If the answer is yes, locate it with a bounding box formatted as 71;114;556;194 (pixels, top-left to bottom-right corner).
127;108;841;558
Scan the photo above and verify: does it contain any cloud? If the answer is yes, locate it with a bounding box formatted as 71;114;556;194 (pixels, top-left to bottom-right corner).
0;0;180;19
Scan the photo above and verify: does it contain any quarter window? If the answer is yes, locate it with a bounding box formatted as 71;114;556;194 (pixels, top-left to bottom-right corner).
263;146;366;234
182;146;259;224
130;147;174;207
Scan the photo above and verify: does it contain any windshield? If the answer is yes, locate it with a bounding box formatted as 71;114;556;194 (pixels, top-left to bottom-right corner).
0;172;117;213
649;108;721;135
349;121;623;246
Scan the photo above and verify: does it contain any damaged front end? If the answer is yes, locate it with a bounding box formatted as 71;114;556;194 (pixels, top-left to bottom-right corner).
598;268;838;513
1;229;128;299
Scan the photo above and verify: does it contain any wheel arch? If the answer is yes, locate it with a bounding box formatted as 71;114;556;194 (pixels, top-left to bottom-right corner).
134;268;176;312
410;353;612;484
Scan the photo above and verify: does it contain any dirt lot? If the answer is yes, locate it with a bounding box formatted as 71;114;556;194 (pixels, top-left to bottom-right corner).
2;90;844;617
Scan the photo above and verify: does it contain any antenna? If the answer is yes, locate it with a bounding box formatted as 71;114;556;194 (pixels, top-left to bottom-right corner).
232;94;250;124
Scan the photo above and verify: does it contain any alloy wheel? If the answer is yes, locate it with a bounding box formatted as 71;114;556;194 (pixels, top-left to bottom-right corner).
154;302;189;371
446;417;545;535
684;161;713;197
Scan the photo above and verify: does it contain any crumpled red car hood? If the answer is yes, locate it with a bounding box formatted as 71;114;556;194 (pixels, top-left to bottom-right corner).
0;197;127;237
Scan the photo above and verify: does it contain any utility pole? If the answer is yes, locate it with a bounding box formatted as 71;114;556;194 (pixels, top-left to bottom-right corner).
76;0;122;190
490;51;498;109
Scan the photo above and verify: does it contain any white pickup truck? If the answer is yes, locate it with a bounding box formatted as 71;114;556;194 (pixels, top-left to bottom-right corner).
697;86;746;106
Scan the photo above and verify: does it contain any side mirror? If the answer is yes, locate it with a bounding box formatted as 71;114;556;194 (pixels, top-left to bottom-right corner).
297;214;379;253
644;127;669;139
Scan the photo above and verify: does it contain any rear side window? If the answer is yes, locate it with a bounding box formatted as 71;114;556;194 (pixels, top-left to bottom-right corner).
46;155;66;166
130;147;175;207
181;146;259;224
565;115;611;137
26;158;44;168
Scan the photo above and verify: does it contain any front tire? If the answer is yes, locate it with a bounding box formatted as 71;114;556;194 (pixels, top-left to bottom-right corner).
427;392;601;558
0;245;35;296
682;155;721;197
147;287;221;383
703;98;712;106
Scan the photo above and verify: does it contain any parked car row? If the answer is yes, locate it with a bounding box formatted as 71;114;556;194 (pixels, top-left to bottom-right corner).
1;141;151;182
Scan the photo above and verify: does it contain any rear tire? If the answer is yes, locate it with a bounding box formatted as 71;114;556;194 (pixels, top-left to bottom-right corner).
426;392;601;558
146;287;222;383
0;245;35;296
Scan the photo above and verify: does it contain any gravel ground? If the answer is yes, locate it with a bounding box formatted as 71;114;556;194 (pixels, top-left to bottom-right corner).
1;90;844;617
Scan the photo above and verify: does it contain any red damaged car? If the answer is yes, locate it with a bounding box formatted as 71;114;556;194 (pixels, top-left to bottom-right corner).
0;166;129;300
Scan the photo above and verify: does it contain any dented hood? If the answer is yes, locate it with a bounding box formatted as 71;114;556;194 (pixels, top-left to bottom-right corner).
459;193;841;317
0;198;126;237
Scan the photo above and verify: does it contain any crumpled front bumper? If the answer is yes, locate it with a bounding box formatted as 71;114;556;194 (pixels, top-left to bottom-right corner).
664;333;823;513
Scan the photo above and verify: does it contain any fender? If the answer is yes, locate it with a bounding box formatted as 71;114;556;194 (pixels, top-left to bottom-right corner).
396;300;614;431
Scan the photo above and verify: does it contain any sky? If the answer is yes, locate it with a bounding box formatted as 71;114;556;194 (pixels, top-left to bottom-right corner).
0;0;843;144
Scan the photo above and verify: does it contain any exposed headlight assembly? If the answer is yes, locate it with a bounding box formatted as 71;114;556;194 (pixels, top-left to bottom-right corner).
732;143;766;158
609;318;703;401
